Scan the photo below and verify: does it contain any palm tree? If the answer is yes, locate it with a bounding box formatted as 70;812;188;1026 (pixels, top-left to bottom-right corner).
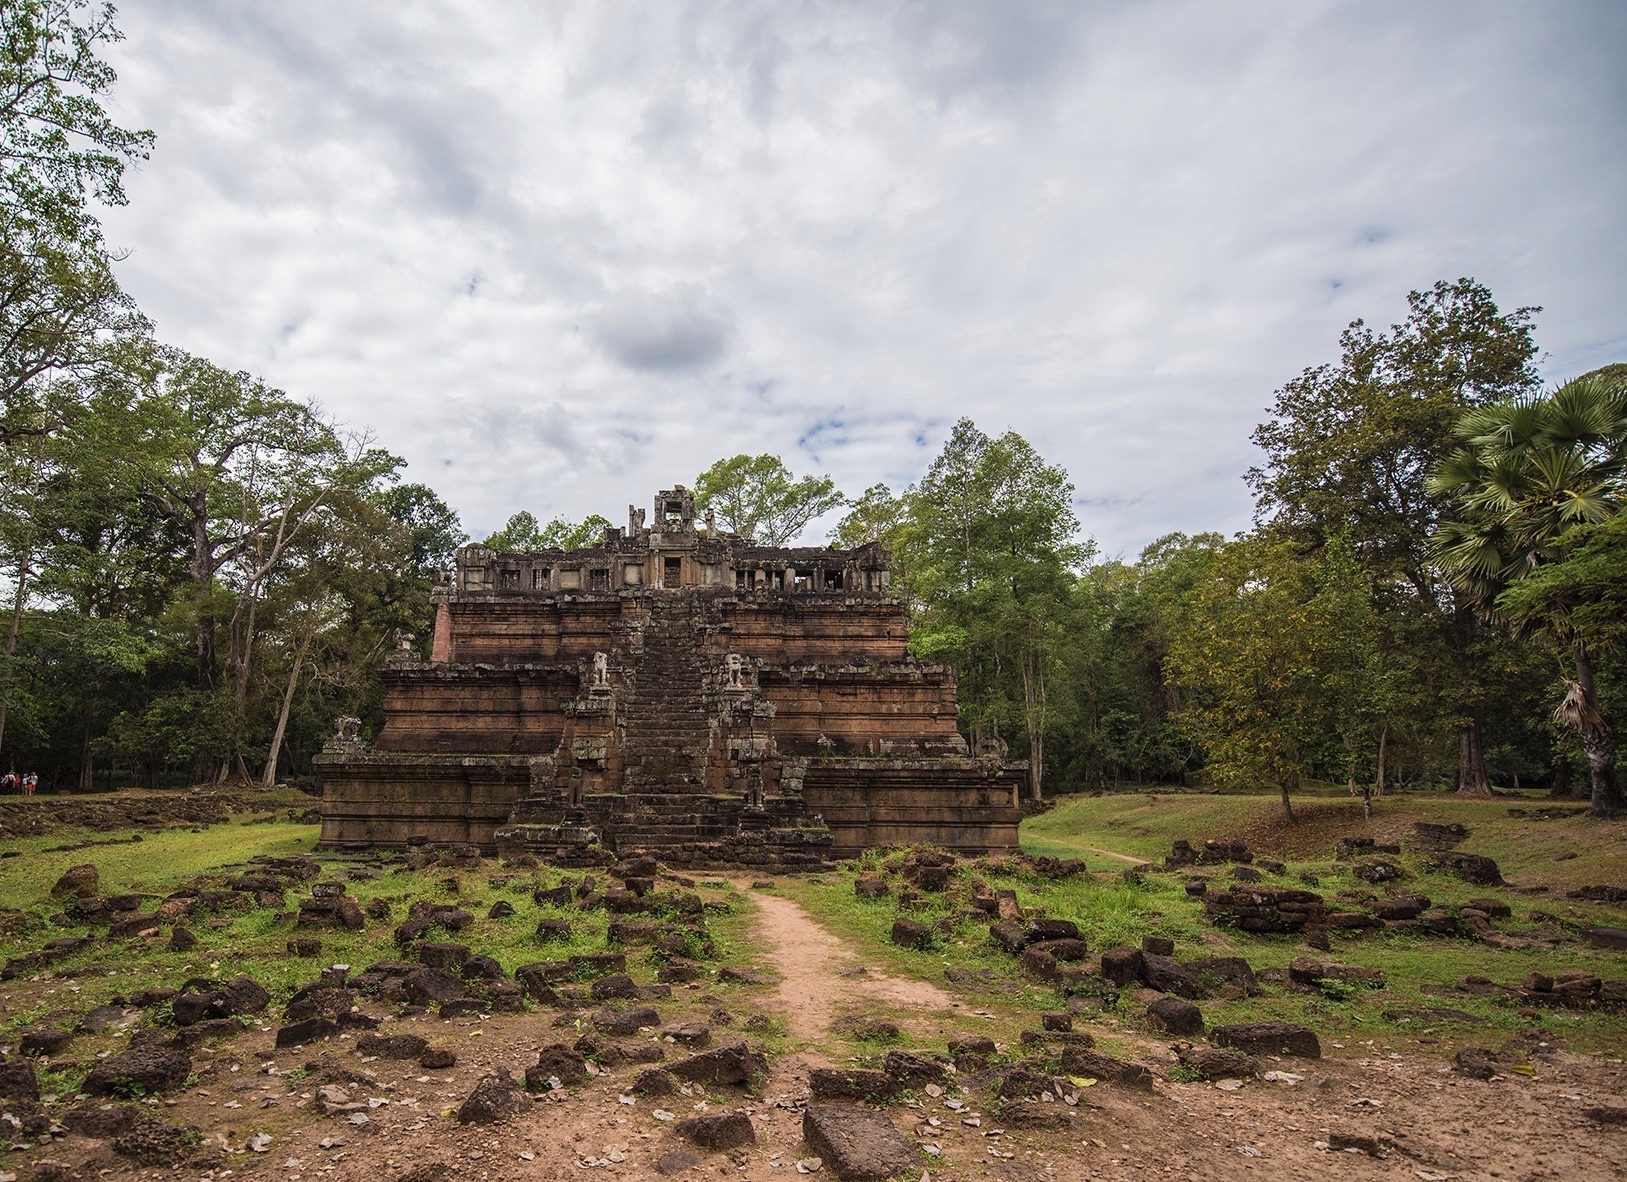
1429;369;1627;817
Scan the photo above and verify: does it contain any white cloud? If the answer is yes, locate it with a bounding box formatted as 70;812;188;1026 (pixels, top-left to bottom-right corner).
99;0;1627;557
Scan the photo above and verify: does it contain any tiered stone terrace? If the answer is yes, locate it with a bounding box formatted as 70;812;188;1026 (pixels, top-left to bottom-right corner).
316;486;1023;865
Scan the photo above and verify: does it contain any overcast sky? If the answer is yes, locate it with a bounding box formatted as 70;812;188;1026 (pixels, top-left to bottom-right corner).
99;1;1627;558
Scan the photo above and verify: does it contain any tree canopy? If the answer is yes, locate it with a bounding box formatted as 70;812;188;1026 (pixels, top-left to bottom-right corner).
693;454;845;546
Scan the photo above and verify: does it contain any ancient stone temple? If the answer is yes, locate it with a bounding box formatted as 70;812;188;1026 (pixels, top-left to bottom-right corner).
316;486;1023;865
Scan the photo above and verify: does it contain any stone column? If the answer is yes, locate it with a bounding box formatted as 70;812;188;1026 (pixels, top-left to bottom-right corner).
430;598;453;663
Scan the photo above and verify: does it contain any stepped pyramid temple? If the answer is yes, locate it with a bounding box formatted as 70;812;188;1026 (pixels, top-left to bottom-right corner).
316;486;1023;866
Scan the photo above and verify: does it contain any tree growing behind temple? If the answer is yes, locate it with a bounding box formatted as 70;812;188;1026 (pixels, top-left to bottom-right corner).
693;453;845;545
896;420;1090;800
1247;278;1545;797
1165;534;1391;821
1430;368;1627;817
0;0;153;440
483;511;609;551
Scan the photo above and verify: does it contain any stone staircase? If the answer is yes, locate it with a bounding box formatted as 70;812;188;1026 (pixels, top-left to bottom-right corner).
609;595;725;849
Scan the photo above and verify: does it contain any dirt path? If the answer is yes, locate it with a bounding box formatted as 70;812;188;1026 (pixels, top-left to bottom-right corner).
1080;844;1149;865
735;882;954;1043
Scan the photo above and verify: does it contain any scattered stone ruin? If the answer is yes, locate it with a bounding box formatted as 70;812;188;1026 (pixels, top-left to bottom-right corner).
316;486;1023;865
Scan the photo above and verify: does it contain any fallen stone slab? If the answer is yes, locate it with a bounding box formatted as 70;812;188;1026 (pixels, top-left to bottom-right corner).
1059;1046;1155;1092
1146;996;1203;1036
1288;958;1386;989
457;1068;529;1124
355;1033;428;1060
1140;953;1206;999
668;1042;769;1088
51;864;99;898
1000;1099;1075;1130
83;1044;192;1096
592;1005;661;1036
112;1113;200;1166
590;973;641;1001
632;1067;677;1096
1174;1044;1256;1080
0;1058;39;1105
20;1028;74;1057
881;1049;947;1088
663;1022;711;1048
1426;852;1502;885
169;1017;247;1049
1586;926;1627;951
988;919;1027;954
809;1068;900;1102
1210;1021;1321;1059
674;1111;756;1150
801;1105;919;1181
420;1047;456;1069
889;918;931;949
1099;946;1143;985
275;1017;339;1049
526;1043;588;1090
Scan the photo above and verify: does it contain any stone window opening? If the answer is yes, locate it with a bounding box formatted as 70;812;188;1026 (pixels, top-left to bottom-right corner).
499;569;519;589
588;568;610;591
794;568;814;591
664;556;683;585
824;569;844;590
665;500;683;521
736;569;750;590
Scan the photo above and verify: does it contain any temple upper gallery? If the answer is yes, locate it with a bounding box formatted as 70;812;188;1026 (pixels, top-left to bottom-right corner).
316;486;1023;865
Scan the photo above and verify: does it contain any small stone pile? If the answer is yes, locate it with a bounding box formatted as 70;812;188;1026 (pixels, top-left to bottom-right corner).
1204;884;1329;933
1166;838;1252;868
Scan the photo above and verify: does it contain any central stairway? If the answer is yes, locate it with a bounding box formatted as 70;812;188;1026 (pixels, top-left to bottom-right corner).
609;595;730;849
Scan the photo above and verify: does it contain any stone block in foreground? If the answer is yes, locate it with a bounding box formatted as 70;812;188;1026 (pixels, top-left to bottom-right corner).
1210;1021;1321;1059
801;1105;918;1181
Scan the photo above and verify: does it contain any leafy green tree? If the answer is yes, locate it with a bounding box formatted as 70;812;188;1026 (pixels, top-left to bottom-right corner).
483;510;609;551
1248;278;1543;796
829;482;906;550
87;344;396;696
0;0;153;438
694;454;844;545
900;420;1089;799
1430;370;1627;816
1;0;153;231
378;481;465;575
1166;535;1385;821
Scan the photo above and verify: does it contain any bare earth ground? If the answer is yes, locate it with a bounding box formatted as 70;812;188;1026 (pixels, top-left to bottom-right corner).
11;877;1624;1182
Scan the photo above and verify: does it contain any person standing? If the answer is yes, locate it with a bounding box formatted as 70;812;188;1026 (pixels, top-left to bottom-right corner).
22;772;36;796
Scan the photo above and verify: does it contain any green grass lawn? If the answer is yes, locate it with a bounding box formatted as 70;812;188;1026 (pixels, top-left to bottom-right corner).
787;790;1627;1057
2;787;1621;1080
0;808;756;1080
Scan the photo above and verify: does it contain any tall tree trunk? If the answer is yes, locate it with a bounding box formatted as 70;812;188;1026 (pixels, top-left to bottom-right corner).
1574;642;1620;819
78;718;93;793
1374;722;1388;798
192;502;215;691
1280;772;1297;824
233;586;260;705
1455;713;1492;797
0;548;29;761
1021;638;1045;802
1549;753;1573;799
261;629;312;789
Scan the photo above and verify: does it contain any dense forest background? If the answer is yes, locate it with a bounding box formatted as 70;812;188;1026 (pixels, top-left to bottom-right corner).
2;4;1621;817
